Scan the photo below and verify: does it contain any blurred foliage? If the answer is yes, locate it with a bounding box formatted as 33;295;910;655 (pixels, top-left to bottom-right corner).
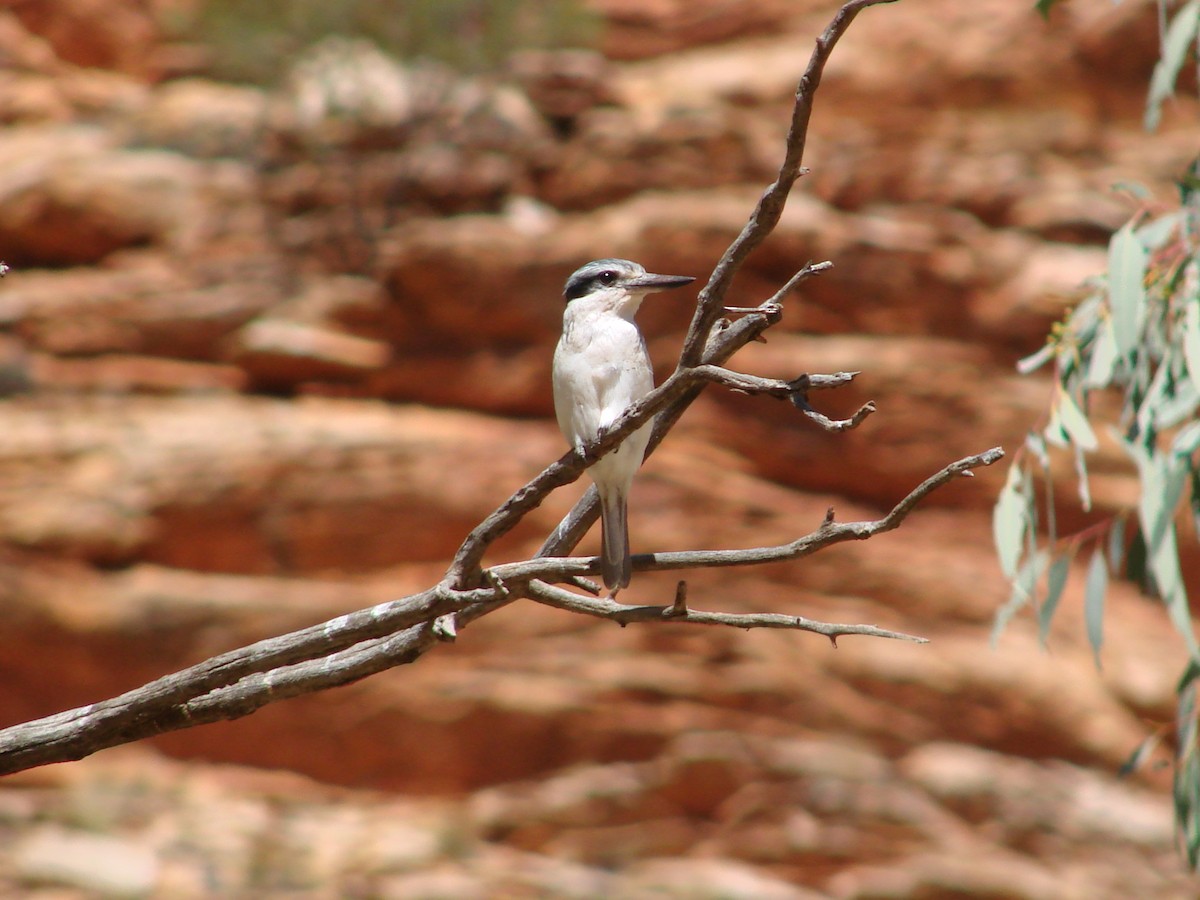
1000;0;1200;868
171;0;600;84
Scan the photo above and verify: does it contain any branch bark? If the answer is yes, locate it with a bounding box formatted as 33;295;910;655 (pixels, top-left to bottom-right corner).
0;0;991;779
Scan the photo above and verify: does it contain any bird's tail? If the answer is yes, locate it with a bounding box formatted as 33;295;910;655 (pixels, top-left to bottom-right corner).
598;486;631;591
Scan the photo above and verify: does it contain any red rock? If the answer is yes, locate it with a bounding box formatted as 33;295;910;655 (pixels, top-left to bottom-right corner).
230;319;390;389
0;1;1195;895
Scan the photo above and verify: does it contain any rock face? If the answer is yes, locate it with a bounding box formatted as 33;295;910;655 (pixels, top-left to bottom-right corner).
1;1;1197;897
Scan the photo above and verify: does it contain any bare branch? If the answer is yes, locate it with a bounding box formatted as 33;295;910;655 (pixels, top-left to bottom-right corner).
490;447;1005;587
678;0;899;368
0;1;952;779
526;581;928;644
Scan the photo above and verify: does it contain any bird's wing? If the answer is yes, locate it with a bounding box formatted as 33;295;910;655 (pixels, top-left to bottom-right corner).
553;317;653;447
552;340;603;449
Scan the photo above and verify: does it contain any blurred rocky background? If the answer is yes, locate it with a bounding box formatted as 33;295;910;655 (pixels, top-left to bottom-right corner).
1;0;1198;896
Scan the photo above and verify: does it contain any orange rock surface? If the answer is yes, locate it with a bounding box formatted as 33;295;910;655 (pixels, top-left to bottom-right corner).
0;1;1197;896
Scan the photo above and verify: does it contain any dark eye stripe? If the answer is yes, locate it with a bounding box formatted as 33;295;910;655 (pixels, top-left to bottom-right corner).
564;268;624;302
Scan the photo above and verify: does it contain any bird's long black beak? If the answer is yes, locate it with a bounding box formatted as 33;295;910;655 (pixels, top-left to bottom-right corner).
626;272;695;293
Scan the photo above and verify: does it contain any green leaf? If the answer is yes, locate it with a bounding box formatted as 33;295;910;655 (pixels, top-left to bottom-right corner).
1174;420;1200;458
1024;431;1050;470
1136;209;1184;249
1085;317;1120;388
1084;548;1108;669
1057;385;1099;452
1017;341;1056;375
1146;0;1200;131
1135;357;1172;442
1044;400;1070;448
1114;180;1152;201
1107;222;1148;358
1152;377;1199;431
1038;552;1072;647
992;549;1048;644
1108;516;1126;576
993;463;1029;579
1146;521;1200;660
1176;662;1200;868
1119;729;1164;778
1185;300;1200;396
1142;451;1190;551
1033;0;1063;20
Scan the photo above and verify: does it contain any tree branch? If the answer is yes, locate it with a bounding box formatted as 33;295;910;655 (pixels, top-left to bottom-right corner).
678;0;899;368
0;0;950;778
526;581;928;645
487;447;1004;587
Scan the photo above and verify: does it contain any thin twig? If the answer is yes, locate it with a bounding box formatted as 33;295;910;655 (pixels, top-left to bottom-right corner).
489;448;1005;586
527;581;927;644
678;0;899;368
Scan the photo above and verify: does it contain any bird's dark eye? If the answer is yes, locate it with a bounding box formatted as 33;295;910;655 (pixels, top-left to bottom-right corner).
597;271;617;284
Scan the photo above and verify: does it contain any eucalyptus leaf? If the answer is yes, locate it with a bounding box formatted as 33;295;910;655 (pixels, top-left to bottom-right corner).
1044;400;1070;448
993;464;1029;579
1133;447;1179;552
1119;730;1164;778
1176;664;1200;868
1107;516;1126;576
1057;386;1099;451
1137;209;1184;250
992;549;1048;644
1084;548;1108;668
1024;430;1050;470
1039;552;1072;646
1185;300;1200;395
1146;0;1200;131
1174;420;1200;458
1085;317;1120;388
1147;522;1200;660
1107;223;1148;358
1017;341;1056;375
1153;377;1199;430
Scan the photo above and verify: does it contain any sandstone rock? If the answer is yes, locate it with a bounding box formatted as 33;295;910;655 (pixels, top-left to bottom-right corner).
230;319;390;389
508;50;618;122
13;826;158;896
0;11;66;76
130;79;269;159
7;0;164;78
593;0;807;60
0;71;74;123
539;105;770;210
0;264;278;359
0;395;570;571
0;126;202;265
621;857;821;899
31;353;247;395
0;334;33;396
1;1;1198;897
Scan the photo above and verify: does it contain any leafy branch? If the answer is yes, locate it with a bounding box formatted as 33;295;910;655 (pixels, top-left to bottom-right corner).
996;0;1200;868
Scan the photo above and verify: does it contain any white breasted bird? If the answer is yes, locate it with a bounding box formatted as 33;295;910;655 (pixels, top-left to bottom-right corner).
552;258;695;591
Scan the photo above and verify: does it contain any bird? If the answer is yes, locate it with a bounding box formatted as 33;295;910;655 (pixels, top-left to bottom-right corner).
552;258;695;591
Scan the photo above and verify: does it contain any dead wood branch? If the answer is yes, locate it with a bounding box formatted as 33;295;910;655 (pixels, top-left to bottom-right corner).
0;0;992;779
